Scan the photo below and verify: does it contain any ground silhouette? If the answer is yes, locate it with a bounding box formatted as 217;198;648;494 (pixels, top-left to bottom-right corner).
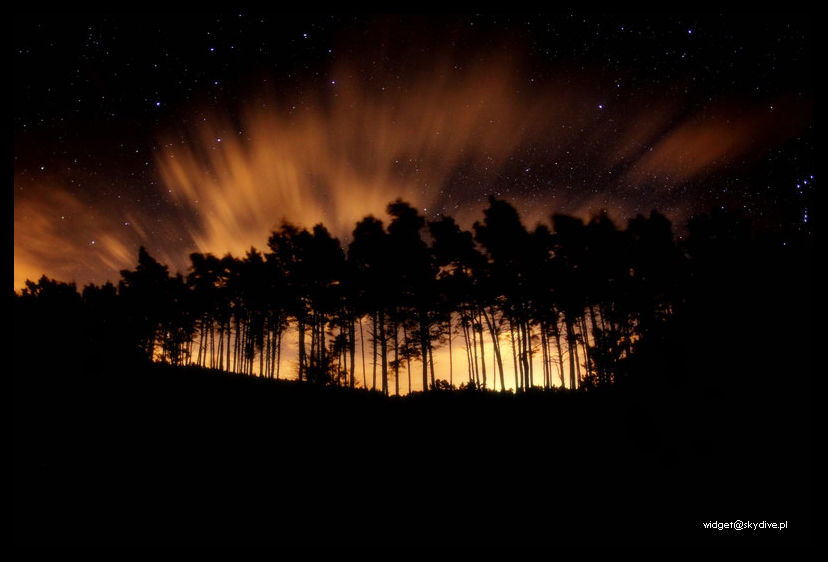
14;204;814;548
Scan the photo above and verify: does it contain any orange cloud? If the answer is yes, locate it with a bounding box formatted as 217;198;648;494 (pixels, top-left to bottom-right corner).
155;49;575;254
623;93;813;188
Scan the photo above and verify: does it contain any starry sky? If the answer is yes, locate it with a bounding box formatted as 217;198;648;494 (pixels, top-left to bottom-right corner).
14;14;814;290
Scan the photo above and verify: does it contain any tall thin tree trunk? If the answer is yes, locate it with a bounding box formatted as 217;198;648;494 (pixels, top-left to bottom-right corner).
573;323;583;387
371;313;378;391
217;324;224;371
461;313;475;384
275;328;282;379
420;310;429;392
349;316;356;388
523;319;533;388
509;320;520;391
393;317;400;396
428;344;436;390
579;315;592;382
476;315;486;390
470;319;480;387
482;306;505;392
358;315;367;389
447;315;454;387
402;322;411;394
298;315;306;382
567;319;577;390
540;323;549;388
379;308;388;396
553;319;565;388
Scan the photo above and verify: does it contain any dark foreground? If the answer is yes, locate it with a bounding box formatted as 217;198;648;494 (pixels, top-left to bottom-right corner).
15;359;813;549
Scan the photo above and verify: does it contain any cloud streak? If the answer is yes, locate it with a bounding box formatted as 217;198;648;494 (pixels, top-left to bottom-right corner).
14;26;812;290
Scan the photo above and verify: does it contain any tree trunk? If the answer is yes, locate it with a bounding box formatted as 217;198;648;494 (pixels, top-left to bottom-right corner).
379;308;388;396
566;319;577;390
421;310;429;392
447;315;454;387
482;306;505;391
298;314;306;382
393;316;400;396
349;316;356;389
359;315;367;389
509;320;520;391
476;311;487;390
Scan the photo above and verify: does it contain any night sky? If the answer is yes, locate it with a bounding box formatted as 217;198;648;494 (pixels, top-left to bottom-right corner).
14;14;814;290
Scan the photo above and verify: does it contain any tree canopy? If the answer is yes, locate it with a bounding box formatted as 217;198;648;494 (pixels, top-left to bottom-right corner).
14;198;812;396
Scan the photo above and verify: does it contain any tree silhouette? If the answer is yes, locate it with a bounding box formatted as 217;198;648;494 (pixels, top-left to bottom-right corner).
387;199;438;393
14;197;723;394
15;195;813;548
118;246;193;365
475;196;533;390
348;216;392;393
429;214;485;388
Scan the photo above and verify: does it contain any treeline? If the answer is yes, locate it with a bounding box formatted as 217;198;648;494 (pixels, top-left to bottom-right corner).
14;197;812;395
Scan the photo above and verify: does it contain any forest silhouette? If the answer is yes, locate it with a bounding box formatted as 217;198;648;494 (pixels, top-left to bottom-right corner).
14;198;814;547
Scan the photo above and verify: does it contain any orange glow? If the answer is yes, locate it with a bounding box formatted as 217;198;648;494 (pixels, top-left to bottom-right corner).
13;178;189;290
155;51;571;256
623;94;813;187
13;31;813;292
13;182;144;290
188;320;572;394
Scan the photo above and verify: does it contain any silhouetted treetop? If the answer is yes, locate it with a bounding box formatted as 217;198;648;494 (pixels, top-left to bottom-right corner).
16;196;809;396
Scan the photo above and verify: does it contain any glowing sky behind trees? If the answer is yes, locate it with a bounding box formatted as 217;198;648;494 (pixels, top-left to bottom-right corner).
14;14;813;290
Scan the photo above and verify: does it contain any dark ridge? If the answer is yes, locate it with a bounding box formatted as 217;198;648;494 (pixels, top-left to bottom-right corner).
15;360;813;548
14;205;814;547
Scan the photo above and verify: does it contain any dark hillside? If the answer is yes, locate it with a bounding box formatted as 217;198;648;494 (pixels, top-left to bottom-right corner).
15;359;813;548
14;216;814;548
